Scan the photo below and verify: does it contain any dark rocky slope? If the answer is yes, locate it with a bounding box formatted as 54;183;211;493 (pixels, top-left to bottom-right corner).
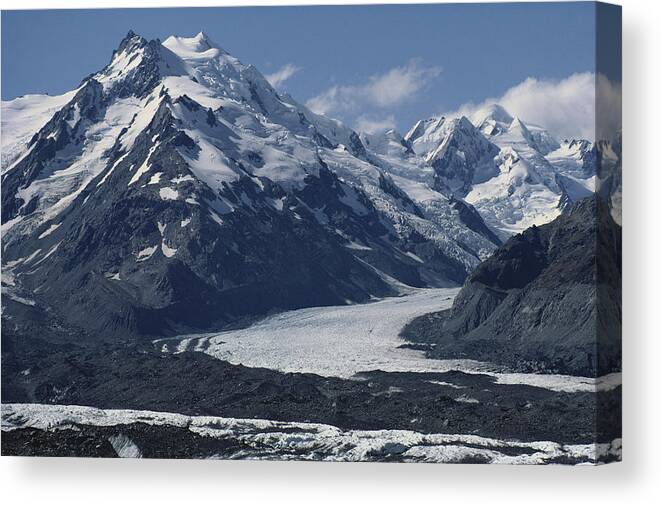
401;195;621;377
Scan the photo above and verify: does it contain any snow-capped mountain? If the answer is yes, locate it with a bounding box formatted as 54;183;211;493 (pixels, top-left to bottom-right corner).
1;31;500;339
403;103;601;236
470;104;514;138
426;117;500;196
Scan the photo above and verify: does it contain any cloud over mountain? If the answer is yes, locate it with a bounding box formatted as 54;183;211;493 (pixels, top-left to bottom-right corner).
448;72;598;141
355;114;397;134
306;59;441;116
265;63;301;89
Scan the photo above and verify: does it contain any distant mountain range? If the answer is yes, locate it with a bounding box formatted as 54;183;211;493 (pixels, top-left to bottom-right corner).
1;31;617;343
404;103;603;237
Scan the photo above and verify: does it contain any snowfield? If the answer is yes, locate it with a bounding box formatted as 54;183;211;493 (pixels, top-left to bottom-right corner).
1;91;78;171
161;288;621;393
1;403;621;464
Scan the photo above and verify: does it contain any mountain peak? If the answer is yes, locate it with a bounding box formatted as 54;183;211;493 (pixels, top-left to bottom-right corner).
120;29;144;44
484;103;512;121
191;31;214;48
456;115;474;129
114;29;148;56
471;103;513;128
162;32;225;59
468;103;513;137
508;116;527;131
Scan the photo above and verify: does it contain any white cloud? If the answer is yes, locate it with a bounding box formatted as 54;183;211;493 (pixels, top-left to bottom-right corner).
595;73;622;143
265;63;301;89
306;59;441;116
355;115;397;134
449;72;599;141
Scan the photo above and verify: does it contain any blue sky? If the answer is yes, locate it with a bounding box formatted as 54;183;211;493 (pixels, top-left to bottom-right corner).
2;3;598;136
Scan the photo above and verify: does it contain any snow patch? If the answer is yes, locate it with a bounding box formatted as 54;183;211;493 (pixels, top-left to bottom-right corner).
405;251;424;263
98;152;130;187
161;242;177;258
159;187;179;200
136;246;157;262
147;172;163;185
171;174;195;184
32;241;62;266
344;241;372;251
178;134;241;190
209;211;224;226
23;249;43;265
38;223;61;239
128;142;159;186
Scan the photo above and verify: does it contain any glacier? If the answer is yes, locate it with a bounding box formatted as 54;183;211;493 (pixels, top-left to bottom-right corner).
1;403;621;464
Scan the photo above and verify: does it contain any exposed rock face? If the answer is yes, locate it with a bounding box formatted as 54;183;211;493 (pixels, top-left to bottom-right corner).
402;195;621;377
448;197;502;247
428;117;501;197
